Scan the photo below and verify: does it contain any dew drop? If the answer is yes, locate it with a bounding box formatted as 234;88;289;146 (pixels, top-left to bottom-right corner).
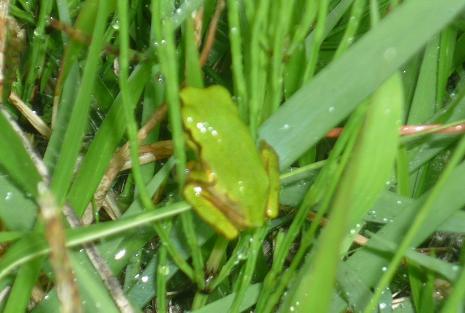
159;265;170;275
4;191;12;201
281;124;290;131
237;252;246;260
114;249;126;260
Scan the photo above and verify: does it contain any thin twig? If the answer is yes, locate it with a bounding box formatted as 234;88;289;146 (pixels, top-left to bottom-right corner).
199;0;225;66
326;123;465;138
49;17;144;61
87;105;169;223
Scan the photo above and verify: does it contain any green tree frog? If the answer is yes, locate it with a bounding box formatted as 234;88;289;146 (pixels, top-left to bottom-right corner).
180;86;280;239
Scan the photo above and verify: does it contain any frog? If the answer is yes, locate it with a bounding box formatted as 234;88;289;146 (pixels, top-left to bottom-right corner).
180;85;280;239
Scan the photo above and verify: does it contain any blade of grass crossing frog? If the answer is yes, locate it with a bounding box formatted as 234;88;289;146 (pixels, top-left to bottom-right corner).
277;74;402;313
183;16;203;88
152;0;186;187
259;0;465;169
181;16;208;291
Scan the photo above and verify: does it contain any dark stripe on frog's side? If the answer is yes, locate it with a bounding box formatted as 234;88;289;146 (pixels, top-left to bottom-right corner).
185;174;250;229
203;184;251;229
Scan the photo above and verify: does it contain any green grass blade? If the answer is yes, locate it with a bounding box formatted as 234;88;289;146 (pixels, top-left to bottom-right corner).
0;201;190;281
50;1;113;205
3;257;43;313
0;111;41;196
66;63;152;215
191;283;261;313
0;174;37;230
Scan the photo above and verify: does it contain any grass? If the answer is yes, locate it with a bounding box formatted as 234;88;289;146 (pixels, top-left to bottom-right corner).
1;0;465;312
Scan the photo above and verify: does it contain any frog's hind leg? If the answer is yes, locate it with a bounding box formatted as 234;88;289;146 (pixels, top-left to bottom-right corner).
259;141;280;218
184;183;239;240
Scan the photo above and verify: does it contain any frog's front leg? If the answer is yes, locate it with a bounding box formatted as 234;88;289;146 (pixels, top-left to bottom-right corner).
259;141;280;218
184;168;241;240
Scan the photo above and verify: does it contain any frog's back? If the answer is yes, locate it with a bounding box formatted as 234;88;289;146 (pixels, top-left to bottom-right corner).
181;86;269;226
